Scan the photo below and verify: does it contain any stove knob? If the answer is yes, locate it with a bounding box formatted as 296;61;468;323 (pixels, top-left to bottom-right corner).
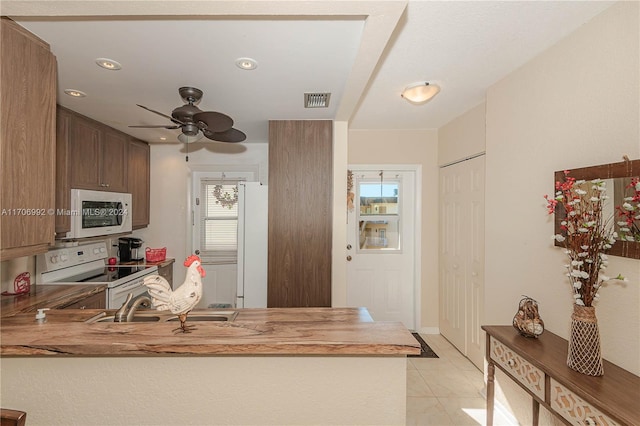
60;254;69;262
50;255;58;263
93;248;100;255
99;247;106;253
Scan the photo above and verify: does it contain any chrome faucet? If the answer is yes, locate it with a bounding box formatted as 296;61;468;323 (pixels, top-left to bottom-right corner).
126;295;152;322
114;293;133;322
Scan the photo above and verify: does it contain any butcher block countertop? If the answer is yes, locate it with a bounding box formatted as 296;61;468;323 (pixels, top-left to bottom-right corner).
0;307;420;357
0;284;107;317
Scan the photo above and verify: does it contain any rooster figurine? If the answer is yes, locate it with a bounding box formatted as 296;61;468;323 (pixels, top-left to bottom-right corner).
143;254;205;333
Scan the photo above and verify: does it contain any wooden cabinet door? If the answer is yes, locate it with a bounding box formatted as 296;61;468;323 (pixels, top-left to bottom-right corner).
61;291;106;309
128;138;150;228
0;18;56;260
101;129;128;192
69;118;102;190
268;120;333;307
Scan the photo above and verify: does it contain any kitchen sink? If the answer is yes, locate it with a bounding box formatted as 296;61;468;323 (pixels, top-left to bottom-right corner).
85;310;238;323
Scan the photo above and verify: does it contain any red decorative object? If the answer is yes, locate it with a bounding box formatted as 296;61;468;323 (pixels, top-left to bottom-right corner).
145;247;167;263
1;272;31;296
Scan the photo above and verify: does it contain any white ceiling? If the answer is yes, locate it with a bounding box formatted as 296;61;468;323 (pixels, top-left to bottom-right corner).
6;0;614;144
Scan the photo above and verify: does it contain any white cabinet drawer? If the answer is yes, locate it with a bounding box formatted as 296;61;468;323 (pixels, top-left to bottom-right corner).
490;337;545;400
550;379;618;426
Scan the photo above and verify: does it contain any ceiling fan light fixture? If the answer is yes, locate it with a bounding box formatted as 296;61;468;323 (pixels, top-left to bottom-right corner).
95;58;122;70
401;82;440;104
178;132;204;144
235;57;258;70
64;89;87;98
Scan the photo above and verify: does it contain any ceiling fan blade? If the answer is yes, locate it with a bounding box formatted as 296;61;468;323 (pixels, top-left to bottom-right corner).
128;125;181;129
193;111;234;133
203;128;246;143
137;104;184;125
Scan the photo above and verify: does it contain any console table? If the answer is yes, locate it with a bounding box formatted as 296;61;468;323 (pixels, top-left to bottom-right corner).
482;326;639;426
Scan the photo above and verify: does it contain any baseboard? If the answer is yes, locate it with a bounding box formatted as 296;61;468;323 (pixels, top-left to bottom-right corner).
418;327;440;334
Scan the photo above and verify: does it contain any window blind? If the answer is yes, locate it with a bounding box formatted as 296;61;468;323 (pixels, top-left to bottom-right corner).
199;180;239;264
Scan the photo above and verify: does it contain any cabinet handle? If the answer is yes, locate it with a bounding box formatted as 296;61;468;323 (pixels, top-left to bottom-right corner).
80;305;86;309
104;183;110;187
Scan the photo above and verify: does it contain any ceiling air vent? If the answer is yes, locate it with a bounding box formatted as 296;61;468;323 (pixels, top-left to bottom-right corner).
304;92;331;108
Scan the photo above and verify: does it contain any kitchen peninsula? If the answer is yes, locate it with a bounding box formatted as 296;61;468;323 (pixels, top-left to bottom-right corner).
1;307;418;425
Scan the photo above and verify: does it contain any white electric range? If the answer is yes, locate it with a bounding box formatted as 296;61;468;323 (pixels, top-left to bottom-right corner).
36;242;158;309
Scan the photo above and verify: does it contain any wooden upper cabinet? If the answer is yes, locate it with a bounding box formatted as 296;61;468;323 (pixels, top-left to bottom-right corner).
101;129;128;192
69;117;102;189
56;106;150;236
268;120;333;308
0;18;57;260
128;138;150;229
69;116;128;192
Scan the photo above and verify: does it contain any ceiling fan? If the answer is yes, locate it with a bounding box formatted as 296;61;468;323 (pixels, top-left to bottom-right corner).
129;87;246;143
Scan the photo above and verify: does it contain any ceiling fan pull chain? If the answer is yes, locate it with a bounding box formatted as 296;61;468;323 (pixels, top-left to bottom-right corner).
185;142;189;162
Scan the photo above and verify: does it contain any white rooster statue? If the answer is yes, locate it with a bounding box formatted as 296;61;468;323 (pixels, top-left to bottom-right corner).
143;254;205;333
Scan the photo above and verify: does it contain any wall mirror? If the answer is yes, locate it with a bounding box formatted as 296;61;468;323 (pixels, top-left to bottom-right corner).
554;159;639;259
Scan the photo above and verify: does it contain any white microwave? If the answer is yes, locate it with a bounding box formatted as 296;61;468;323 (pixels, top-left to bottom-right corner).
65;189;132;239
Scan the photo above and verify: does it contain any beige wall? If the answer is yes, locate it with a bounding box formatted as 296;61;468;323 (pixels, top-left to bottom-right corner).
348;129;439;331
2;356;407;425
481;2;639;423
485;0;639;374
438;102;486;166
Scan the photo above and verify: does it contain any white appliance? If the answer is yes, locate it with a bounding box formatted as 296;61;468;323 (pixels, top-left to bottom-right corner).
36;242;157;309
236;182;268;308
65;189;132;239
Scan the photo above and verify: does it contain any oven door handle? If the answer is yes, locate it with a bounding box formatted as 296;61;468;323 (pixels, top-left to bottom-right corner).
111;279;144;298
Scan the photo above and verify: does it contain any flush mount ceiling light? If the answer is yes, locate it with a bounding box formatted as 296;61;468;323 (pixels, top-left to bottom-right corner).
235;57;258;70
64;89;87;98
401;82;440;104
95;58;122;70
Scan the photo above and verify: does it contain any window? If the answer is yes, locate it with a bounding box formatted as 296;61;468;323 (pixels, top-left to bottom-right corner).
199;180;241;264
357;179;401;251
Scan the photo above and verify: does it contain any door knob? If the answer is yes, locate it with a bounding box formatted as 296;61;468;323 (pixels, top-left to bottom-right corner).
346;255;352;261
195;249;200;255
346;244;352;250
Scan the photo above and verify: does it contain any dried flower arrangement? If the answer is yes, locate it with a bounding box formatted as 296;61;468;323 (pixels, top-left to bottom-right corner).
544;171;627;307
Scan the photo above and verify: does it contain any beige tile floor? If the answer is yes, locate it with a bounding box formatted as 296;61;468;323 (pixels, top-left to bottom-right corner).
406;333;515;426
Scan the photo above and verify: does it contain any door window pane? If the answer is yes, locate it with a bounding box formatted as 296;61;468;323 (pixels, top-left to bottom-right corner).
357;180;400;251
359;182;399;215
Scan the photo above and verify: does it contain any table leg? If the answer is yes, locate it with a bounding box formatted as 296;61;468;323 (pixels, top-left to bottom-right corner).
486;362;495;426
532;398;540;426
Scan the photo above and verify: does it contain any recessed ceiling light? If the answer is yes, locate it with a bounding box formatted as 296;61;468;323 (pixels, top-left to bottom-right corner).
159;137;166;141
95;58;122;70
235;57;258;70
64;89;87;98
401;82;440;104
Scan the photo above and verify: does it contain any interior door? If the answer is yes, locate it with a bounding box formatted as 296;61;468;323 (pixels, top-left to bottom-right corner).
439;155;485;369
346;167;417;330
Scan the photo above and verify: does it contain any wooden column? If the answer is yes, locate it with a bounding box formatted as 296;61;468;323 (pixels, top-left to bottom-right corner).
268;120;333;307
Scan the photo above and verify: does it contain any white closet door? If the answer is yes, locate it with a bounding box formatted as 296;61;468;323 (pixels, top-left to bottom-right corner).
439;156;485;369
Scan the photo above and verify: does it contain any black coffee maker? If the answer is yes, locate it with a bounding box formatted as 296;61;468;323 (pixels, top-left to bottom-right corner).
118;237;144;262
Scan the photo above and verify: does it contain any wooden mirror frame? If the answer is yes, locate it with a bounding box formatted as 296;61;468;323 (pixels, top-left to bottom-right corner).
554;159;640;259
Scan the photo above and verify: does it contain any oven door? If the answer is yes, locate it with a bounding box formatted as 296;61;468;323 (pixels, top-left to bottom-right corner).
108;277;149;309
